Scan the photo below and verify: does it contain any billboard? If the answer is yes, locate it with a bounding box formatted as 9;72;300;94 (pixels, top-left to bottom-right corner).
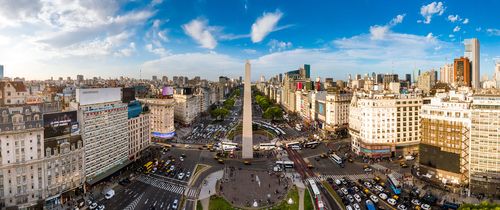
122;87;136;103
43;111;79;138
152;131;176;139
316;102;325;116
162;86;174;96
76;88;121;105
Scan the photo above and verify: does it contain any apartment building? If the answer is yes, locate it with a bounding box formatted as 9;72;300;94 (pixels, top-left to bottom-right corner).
0;81;28;106
128;111;150;161
173;89;200;125
74;88;129;184
325;91;352;134
140;98;175;139
349;91;422;157
419;90;472;186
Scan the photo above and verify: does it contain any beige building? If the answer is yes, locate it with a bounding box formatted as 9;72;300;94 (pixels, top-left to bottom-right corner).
325;91;352;133
128;112;150;161
469;91;500;196
173;93;200;125
0;81;28;106
417;70;436;93
349;91;422;157
140;98;175;139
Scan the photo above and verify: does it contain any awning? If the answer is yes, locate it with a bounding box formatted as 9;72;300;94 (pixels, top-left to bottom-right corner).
86;159;132;185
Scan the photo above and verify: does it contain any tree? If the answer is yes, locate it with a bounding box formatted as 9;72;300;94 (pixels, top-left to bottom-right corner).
210;108;230;120
223;98;235;110
263;106;283;121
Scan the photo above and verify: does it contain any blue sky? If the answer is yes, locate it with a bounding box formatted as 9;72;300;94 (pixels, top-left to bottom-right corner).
0;0;498;81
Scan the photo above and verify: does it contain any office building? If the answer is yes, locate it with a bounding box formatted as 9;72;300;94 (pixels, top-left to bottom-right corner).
405;74;412;84
439;64;454;84
325;91;352;134
140;98;175;140
419;91;472;186
454;57;471;87
464;38;480;89
349;91;422;157
74;88;129;184
469;91;500;196
0;65;3;79
173;88;200;125
127;101;150;161
417;70;437;93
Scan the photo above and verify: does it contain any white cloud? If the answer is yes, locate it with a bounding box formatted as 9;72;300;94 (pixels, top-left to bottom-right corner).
151;0;163;6
447;15;460;22
449;34;455;38
462;18;469;24
243;49;257;54
145;43;169;56
476;27;482;32
251;10;284;43
182;18;217;49
115;42;136;57
453;26;461;32
369;14;405;40
268;39;292;52
420;2;445;24
389;14;406;25
486;28;500;36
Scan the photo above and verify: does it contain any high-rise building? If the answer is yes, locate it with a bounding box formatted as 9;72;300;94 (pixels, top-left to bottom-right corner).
74;88;129;184
152;75;158;81
173;89;200;125
76;75;84;84
419;91;472;186
454;57;471;87
162;76;168;83
405;74;412;84
349;91;422;157
325;91;352;133
0;65;3;79
127;101;150;161
439;64;454;84
417;70;436;93
494;62;500;88
464;38;480;89
469;92;500;196
140;98;175;140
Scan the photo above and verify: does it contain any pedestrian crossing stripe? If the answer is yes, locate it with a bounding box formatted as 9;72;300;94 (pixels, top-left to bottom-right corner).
136;175;186;195
123;192;144;210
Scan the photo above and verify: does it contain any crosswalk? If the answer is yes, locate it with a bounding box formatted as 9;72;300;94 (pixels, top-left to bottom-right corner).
136;175;186;194
123;192;144;210
184;187;199;199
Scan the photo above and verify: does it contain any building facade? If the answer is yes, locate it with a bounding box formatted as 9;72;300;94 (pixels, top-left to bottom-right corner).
454;57;471;87
464;38;480;89
140;98;175;139
349;92;422;158
325;91;352;134
128;112;150;161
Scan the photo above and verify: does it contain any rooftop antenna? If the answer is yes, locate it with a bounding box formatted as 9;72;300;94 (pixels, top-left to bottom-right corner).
139;68;142;81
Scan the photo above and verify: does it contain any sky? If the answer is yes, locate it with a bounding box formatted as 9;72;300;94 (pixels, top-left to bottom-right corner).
0;0;499;81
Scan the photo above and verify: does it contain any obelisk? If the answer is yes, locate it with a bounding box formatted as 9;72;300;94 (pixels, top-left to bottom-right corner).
242;60;253;159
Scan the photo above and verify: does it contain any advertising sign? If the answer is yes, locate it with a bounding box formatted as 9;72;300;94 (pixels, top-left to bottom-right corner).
162;86;174;96
43;111;79;138
152;131;176;139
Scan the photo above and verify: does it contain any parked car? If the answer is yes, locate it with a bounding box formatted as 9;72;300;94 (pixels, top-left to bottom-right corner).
370;195;379;203
378;193;388;200
353;203;361;210
411;199;421;206
172;199;179;209
178;172;185;180
397;204;407;210
421;204;431;210
89;203;98;210
354;194;362;202
387;198;397;205
104;189;114;199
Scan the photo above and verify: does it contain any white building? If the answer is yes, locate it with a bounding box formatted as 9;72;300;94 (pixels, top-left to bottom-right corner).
464;38;480;89
0;81;28;106
140;98;175;139
325;91;352;133
74;88;129;184
439;64;454;84
349;91;422;157
174;92;200;125
128;112;150;161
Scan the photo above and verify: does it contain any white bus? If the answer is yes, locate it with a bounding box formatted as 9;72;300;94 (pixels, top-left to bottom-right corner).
330;153;343;164
286;141;301;147
258;143;276;151
308;179;325;210
276;160;294;168
304;141;320;148
221;142;238;151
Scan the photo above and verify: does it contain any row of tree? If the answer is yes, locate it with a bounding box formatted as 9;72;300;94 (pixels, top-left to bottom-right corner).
210;88;240;120
254;91;283;121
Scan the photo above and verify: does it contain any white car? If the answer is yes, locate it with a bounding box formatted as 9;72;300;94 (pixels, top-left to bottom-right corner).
186;171;191;178
172;199;179;209
346;205;353;210
421;204;431;210
370;195;379;203
353;203;361;210
98;205;105;210
335;179;341;185
89;203;98;210
378;193;388;200
364;182;372;188
375;185;384;192
104;189;114;199
411;199;421;206
397;204;407;210
387;198;397;205
354;194;362;202
178;172;185;180
341;188;349;195
180;157;184;162
364;167;373;172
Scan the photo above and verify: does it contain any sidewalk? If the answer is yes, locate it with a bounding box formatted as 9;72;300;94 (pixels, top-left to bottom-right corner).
198;170;224;200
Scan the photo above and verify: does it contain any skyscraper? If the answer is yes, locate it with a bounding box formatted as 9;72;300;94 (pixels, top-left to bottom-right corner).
464;38;480;89
454;57;471;87
0;65;3;79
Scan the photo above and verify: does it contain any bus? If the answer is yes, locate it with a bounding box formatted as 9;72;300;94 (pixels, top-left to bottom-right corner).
387;173;401;195
286;141;301;147
221;142;238;151
308;179;325;210
276;161;294;168
258;143;276;151
330;153;343;164
304;141;320;148
143;161;154;174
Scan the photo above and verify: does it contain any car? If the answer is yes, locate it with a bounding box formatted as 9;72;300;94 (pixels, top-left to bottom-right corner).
341;188;349;195
354;194;362;202
364;167;373;172
327;177;334;184
89;203;98;210
335;179;342;185
98;205;105;210
186;171;191;178
352;186;359;192
397;204;407;210
180;157;184;161
420;204;431;210
178;172;185;180
172;199;179;209
104;189;114;199
370;195;379;203
353;203;361;210
347;195;354;203
375;185;384;192
346;205;353;210
387;198;397;205
411;199;421;206
364;182;372;188
378;193;388;200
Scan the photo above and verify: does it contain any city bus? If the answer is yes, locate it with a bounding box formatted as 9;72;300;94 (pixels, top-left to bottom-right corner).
258;143;277;151
275;160;294;168
308;179;325;210
330;153;343;165
387;173;401;195
143;161;154;174
221;142;238;151
304;141;320;148
285;141;301;148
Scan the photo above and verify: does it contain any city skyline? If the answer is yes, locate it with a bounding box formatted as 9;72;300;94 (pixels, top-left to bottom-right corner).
0;0;499;81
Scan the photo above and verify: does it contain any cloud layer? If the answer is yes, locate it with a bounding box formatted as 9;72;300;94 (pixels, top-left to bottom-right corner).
251;10;283;43
182;18;217;49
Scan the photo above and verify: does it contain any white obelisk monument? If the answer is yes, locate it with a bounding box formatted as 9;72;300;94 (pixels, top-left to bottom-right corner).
242;60;253;159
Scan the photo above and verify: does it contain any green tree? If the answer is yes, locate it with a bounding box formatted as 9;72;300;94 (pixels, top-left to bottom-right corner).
210;108;230;120
458;201;500;210
223;98;235;110
263;106;283;121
